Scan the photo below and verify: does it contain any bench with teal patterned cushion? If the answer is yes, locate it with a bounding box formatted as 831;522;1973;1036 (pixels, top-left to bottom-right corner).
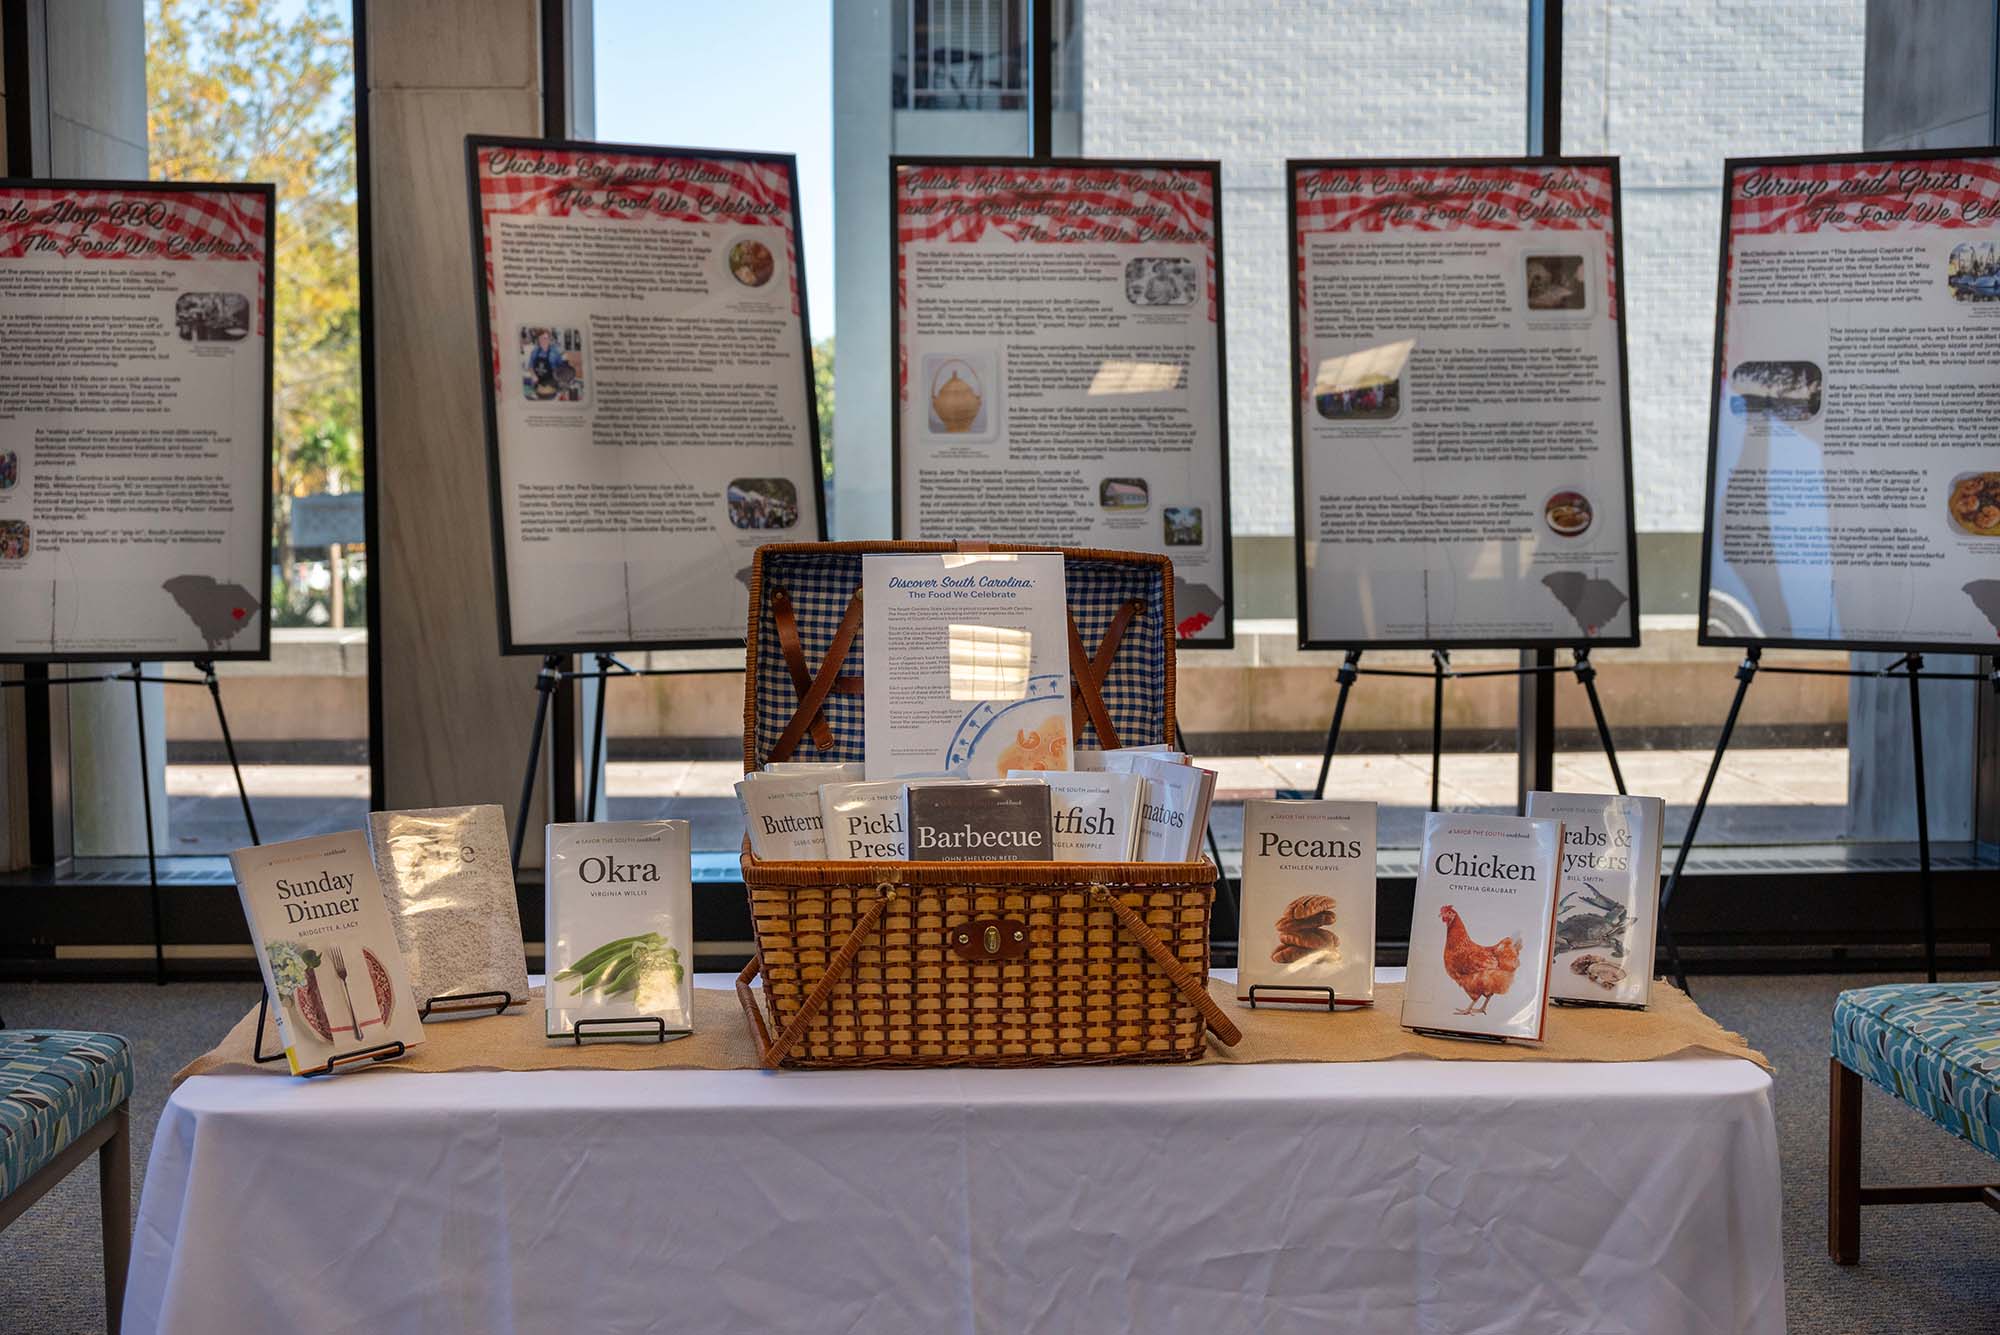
0;1030;133;1201
1831;982;2000;1161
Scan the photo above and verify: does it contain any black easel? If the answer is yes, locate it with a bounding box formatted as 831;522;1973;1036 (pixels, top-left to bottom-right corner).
509;653;739;873
3;660;259;984
1310;647;1628;807
1656;648;1990;993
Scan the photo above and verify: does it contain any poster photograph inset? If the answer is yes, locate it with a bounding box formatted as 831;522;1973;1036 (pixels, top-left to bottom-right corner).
1702;148;2000;653
891;158;1232;645
0;180;274;662
1289;158;1638;650
469;137;824;654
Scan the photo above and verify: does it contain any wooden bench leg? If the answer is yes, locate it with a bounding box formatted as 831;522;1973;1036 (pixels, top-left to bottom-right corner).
1830;1057;1861;1264
100;1103;130;1334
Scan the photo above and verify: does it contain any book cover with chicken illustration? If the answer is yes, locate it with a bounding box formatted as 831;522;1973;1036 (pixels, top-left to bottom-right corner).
1235;800;1377;1006
1402;813;1564;1043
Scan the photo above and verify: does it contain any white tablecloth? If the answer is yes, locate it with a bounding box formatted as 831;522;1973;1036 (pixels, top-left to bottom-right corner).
125;973;1784;1335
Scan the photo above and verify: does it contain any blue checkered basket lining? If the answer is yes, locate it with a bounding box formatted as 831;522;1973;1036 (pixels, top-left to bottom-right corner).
751;552;1168;769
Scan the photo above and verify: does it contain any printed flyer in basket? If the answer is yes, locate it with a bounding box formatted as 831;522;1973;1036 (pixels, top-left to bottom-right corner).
0;180;274;661
1701;149;2000;651
860;551;1072;780
1289;158;1638;649
469;137;823;653
891;158;1232;644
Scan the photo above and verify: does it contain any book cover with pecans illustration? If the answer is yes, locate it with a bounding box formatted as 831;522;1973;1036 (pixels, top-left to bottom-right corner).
545;821;692;1039
1235;800;1377;1005
231;829;424;1074
906;781;1055;862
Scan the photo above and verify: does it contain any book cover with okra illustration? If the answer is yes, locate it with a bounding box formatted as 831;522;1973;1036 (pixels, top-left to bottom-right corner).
544;820;693;1039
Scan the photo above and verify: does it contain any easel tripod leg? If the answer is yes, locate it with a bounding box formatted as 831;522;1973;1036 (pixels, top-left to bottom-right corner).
1312;650;1362;800
512;655;562;875
1659;649;1761;996
1906;655;1936;984
585;652;612;820
1574;650;1627;796
1429;650;1448;813
130;663;164;986
198;661;258;845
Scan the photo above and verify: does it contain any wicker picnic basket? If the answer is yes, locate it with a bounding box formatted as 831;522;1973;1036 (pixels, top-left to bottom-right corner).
734;540;1241;1068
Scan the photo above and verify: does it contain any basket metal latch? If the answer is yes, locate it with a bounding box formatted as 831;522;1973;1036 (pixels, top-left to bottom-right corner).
949;917;1028;962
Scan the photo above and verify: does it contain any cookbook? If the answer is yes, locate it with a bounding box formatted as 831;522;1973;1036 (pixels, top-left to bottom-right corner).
1401;812;1563;1043
737;772;830;860
1128;753;1216;862
1008;769;1142;860
1235;800;1377;1005
819;780;910;860
545;820;693;1039
907;780;1055;861
1526;791;1664;1008
367;804;531;1010
860;551;1072;779
232;830;424;1074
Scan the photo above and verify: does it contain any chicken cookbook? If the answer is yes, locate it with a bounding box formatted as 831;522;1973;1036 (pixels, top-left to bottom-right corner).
1402;812;1564;1043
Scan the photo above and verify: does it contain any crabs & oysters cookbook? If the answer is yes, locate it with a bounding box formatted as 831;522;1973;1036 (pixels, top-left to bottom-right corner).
1526;791;1663;1008
232;829;424;1074
545;820;692;1040
1401;813;1563;1044
1234;800;1377;1006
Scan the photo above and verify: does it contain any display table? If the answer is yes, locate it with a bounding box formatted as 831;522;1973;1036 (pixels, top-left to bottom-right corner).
124;972;1784;1334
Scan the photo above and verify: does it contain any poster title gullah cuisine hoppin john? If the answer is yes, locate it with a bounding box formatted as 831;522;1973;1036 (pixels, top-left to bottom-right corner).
0;184;272;661
1291;160;1637;650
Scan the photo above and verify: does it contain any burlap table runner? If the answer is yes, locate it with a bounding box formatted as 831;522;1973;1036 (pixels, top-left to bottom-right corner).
175;978;1769;1085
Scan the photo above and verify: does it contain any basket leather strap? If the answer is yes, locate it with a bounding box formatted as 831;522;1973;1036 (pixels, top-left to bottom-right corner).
769;588;865;762
747;890;896;1068
1067;599;1142;749
1092;885;1242;1046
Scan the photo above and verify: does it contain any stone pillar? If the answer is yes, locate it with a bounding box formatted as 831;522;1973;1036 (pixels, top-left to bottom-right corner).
364;1;548;854
45;1;166;859
831;1;895;540
1847;0;1997;841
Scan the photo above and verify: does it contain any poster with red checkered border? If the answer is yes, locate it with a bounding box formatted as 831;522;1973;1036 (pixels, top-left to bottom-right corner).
0;181;274;662
891;159;1232;645
469;139;822;652
1703;151;2000;652
1289;159;1636;650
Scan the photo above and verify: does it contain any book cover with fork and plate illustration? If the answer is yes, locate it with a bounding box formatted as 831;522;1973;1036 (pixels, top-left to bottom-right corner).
232;829;425;1074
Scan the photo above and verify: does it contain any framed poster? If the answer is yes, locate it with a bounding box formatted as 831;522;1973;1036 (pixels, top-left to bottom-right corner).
469;136;825;655
891;157;1233;646
1289;157;1639;650
0;179;275;663
1701;148;2000;653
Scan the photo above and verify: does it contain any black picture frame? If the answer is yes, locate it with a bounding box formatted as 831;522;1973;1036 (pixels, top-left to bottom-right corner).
0;177;278;664
1698;144;2000;655
466;134;828;657
887;155;1235;650
1285;155;1642;653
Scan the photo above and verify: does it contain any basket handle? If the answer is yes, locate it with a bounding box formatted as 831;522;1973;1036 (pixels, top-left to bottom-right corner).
738;886;898;1068
768;589;865;763
1092;884;1242;1046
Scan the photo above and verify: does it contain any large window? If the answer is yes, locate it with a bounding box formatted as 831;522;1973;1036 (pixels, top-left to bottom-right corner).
1557;0;1873;850
148;0;367;851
